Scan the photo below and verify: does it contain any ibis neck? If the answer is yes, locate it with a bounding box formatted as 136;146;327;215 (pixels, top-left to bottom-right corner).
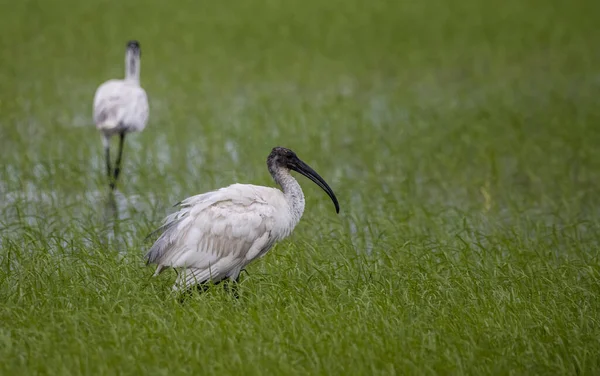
272;168;305;225
125;52;140;82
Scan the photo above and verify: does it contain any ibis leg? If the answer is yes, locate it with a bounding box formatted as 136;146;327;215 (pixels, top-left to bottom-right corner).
224;276;240;299
112;132;126;189
178;280;215;304
178;277;240;303
103;137;115;190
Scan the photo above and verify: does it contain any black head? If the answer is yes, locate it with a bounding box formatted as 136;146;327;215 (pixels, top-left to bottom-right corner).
267;147;340;213
126;40;141;56
267;147;298;170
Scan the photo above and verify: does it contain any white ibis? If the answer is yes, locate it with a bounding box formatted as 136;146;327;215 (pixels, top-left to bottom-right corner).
145;147;340;294
93;40;149;190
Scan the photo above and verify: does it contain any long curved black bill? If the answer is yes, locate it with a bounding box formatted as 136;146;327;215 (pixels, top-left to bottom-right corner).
292;159;340;213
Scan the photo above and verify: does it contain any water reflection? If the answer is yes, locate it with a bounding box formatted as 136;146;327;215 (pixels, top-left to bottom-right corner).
102;190;119;248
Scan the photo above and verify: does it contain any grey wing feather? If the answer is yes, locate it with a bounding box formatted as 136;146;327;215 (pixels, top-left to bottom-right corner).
144;185;279;287
144;189;240;265
144;192;216;264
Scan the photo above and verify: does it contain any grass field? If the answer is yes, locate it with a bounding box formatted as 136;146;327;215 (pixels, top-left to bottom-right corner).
1;0;600;374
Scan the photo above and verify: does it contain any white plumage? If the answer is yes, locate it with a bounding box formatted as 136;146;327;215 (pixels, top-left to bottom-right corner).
93;40;148;190
93;79;148;135
145;147;340;293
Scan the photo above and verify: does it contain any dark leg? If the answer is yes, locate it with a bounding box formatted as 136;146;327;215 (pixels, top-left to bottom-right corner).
104;142;114;190
177;283;209;304
112;132;126;189
223;276;240;299
177;278;221;304
177;273;243;303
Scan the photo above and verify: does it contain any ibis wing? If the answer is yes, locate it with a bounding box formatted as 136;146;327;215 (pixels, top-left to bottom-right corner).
93;80;123;128
145;185;278;288
93;80;148;132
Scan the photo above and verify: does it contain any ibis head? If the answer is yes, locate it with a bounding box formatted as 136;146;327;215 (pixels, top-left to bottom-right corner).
267;147;340;213
126;40;141;56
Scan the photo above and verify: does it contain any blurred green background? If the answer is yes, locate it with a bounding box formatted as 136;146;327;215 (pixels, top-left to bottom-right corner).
1;0;600;374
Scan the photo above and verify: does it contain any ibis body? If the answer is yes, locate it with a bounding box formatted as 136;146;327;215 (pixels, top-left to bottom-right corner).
93;40;149;190
145;147;340;292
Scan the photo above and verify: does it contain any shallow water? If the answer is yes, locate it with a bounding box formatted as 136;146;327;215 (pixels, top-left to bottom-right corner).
2;0;600;373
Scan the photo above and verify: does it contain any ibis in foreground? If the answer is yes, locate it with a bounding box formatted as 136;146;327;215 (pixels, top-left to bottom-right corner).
93;40;149;190
145;147;340;294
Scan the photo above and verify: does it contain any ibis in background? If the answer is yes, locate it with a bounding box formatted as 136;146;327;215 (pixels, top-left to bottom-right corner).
145;147;340;294
93;40;149;190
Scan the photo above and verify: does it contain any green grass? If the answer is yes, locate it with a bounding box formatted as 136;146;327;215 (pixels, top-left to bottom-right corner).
1;0;600;374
